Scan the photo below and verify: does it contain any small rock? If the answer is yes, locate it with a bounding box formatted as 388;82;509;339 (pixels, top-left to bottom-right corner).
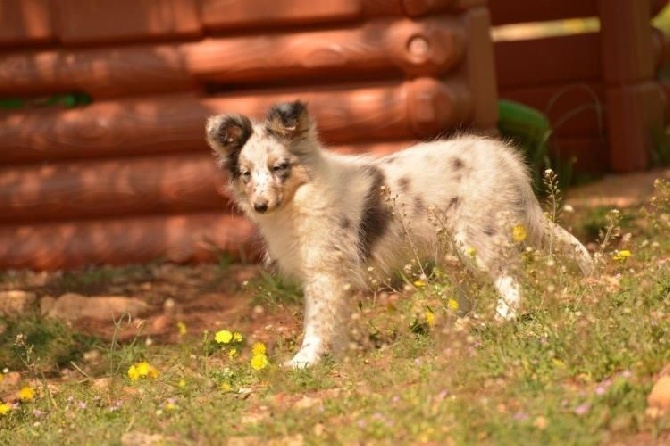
41;293;152;322
648;376;670;410
83;350;101;363
0;290;37;315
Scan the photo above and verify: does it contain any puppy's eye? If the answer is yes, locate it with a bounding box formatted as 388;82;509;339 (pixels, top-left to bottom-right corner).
239;171;251;182
272;163;289;174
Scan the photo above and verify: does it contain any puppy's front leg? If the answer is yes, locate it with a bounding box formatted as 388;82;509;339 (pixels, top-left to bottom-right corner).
290;271;350;368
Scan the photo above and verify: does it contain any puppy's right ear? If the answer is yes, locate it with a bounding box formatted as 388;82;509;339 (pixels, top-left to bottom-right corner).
206;114;252;156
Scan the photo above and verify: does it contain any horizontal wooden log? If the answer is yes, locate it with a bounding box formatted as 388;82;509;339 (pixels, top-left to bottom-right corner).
0;155;225;224
490;0;668;25
499;83;607;138
0;18;466;99
201;0;485;30
494;33;602;89
0;0;54;46
0;79;472;164
55;0;201;44
0;213;258;271
0;141;417;224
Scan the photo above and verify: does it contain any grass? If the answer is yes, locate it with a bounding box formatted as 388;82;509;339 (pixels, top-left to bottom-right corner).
1;180;670;445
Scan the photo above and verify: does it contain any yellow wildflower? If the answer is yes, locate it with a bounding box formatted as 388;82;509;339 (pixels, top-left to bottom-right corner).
176;321;187;336
0;403;10;415
612;250;632;261
177;378;186;388
128;362;159;380
512;224;527;242
251;342;267;356
233;331;243;342
128;364;140;380
447;298;459;311
250;354;269;371
215;330;233;344
425;311;436;327
228;348;238;359
17;387;34;402
465;247;477;257
413;280;426;289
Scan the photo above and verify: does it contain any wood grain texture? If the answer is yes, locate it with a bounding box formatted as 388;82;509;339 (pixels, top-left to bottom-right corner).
200;0;485;30
0;18;465;99
0;0;54;46
55;0;201;44
0;79;471;164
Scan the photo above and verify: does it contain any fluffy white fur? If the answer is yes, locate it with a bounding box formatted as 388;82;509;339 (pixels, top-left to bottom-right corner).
206;101;594;367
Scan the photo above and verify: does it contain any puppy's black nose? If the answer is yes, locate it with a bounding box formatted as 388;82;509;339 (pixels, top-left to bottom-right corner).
253;202;269;213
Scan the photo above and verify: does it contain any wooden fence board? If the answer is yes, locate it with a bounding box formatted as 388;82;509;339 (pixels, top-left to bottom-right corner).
490;0;667;25
494;33;602;89
0;213;258;271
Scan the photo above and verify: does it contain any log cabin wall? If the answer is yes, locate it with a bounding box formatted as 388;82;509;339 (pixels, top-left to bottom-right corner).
0;0;498;270
490;0;670;174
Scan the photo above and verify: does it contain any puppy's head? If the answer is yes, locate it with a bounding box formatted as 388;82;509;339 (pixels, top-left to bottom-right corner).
206;100;316;215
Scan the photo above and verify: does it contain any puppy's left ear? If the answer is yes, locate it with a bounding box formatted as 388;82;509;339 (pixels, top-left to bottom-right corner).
265;100;311;140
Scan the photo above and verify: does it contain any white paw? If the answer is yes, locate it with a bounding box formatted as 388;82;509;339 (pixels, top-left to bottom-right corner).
288;348;322;369
286;335;324;369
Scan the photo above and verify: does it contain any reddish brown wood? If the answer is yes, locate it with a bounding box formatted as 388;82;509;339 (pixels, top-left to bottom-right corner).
200;0;485;30
490;0;598;26
0;18;465;99
606;82;665;172
0;79;472;165
55;0;201;44
598;0;654;85
460;7;498;129
0;0;54;46
494;33;603;89
491;0;667;25
0;155;227;224
0;213;258;271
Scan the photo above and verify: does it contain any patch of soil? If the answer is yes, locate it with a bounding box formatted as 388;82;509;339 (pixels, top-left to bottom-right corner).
1;263;302;345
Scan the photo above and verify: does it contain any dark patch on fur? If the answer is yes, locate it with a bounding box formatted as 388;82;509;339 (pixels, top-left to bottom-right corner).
340;216;352;230
383;155;397;164
266;100;309;140
359;166;392;259
208;115;252;178
413;196;425;215
397;176;411;193
483;224;495;237
451;157;464;170
447;196;460;211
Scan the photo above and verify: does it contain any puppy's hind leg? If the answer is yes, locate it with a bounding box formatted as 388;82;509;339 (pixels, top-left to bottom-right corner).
453;227;522;321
